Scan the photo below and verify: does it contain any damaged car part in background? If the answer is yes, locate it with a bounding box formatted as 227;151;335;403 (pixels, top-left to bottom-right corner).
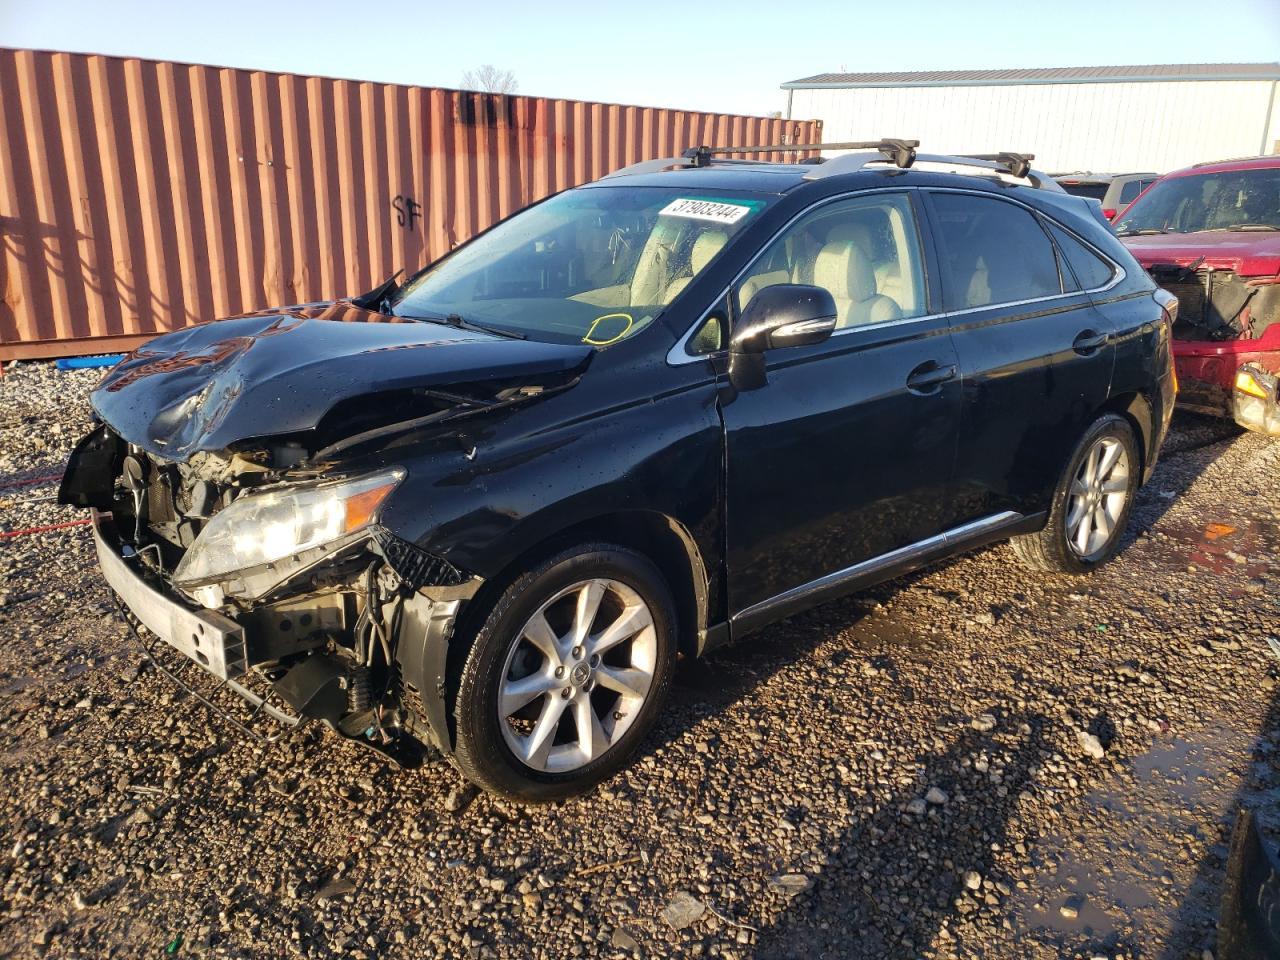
1116;155;1280;436
63;140;1175;801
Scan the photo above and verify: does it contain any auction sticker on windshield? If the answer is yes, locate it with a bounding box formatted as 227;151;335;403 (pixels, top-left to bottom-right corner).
659;197;753;224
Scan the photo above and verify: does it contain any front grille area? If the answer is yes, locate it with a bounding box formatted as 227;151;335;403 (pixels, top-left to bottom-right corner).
109;446;239;577
1154;268;1254;341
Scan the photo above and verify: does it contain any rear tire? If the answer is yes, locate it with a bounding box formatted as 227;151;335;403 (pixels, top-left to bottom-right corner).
1010;414;1140;574
451;543;676;802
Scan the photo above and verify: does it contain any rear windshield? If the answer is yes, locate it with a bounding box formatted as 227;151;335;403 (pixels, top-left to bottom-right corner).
390;186;772;346
1115;167;1280;235
1057;181;1109;201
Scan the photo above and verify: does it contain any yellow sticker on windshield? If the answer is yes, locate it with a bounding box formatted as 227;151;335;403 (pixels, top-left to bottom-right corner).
583;313;634;346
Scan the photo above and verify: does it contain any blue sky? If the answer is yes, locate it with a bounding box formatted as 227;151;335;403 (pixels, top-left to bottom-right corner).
2;0;1278;116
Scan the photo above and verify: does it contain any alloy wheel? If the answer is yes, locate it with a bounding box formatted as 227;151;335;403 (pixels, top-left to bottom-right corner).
498;579;657;773
1065;436;1130;556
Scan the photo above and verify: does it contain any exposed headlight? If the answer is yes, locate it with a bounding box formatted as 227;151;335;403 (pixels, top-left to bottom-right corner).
1235;367;1270;400
173;469;404;585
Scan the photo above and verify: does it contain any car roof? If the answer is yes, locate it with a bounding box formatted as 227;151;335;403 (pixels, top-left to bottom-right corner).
1167;154;1280;177
586;150;1066;201
581;162;814;194
577;150;1107;255
1054;172;1158;183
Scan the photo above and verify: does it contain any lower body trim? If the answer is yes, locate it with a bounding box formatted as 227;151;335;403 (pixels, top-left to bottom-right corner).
731;510;1037;638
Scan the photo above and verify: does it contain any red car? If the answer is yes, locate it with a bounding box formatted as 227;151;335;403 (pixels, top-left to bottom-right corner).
1115;155;1280;435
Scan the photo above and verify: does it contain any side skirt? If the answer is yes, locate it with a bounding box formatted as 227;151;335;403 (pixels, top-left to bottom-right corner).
721;510;1044;644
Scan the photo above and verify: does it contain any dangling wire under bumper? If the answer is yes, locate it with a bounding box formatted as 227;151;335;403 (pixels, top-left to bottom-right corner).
113;593;309;744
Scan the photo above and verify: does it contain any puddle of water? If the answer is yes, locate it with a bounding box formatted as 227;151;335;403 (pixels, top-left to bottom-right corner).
1011;724;1257;947
1132;735;1236;806
1022;848;1158;940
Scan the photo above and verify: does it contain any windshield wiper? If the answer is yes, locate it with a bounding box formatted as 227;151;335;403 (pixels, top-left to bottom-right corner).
1204;224;1280;232
1115;228;1170;237
411;312;527;340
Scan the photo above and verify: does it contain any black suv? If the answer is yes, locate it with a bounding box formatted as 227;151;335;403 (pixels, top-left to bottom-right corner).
63;140;1176;801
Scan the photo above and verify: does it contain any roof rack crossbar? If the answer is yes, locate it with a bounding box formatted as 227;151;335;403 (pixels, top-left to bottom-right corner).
680;138;918;168
803;150;1054;188
961;152;1036;179
605;141;1061;192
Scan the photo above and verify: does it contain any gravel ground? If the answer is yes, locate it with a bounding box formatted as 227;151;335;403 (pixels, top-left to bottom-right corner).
1;360;1278;960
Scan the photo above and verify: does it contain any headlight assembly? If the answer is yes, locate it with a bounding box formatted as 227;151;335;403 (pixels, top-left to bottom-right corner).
173;468;404;585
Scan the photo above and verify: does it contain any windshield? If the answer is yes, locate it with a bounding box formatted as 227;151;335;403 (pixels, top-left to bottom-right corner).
1114;167;1280;235
390;186;772;345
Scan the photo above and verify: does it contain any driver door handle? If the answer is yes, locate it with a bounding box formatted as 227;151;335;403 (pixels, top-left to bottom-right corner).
906;361;958;394
1073;330;1108;355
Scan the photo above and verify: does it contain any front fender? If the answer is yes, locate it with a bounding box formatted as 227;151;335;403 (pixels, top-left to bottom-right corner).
381;373;724;594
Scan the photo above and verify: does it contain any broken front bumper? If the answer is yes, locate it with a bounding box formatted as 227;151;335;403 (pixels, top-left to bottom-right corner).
93;509;467;755
1171;324;1280;432
93;510;246;680
1233;364;1280;436
94;510;306;739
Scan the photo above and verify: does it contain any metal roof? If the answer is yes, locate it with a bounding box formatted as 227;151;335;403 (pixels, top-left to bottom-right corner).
782;63;1280;89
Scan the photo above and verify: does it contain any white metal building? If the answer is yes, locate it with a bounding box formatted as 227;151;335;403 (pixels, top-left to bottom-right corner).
783;64;1280;173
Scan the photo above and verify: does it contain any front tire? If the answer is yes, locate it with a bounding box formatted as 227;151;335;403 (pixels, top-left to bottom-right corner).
1011;414;1140;574
452;543;676;802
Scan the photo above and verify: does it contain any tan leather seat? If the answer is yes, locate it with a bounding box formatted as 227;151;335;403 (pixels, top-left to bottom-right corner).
825;223;906;306
662;230;729;303
628;236;674;306
813;240;902;328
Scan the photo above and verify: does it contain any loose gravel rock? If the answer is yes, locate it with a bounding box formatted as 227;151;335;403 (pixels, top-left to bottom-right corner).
1;360;1277;958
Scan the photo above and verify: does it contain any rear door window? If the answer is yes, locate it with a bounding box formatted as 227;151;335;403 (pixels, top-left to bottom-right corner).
928;193;1063;309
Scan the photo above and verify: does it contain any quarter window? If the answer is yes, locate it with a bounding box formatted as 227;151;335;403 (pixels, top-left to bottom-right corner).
929;193;1062;309
1047;222;1115;291
734;193;927;330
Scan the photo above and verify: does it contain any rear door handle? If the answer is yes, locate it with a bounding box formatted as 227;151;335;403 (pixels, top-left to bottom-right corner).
906;361;958;394
1073;330;1108;355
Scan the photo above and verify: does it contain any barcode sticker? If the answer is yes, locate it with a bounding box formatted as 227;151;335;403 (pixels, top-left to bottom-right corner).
659;198;751;224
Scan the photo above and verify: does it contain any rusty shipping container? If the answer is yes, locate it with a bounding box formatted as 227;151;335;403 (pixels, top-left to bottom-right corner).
0;48;822;360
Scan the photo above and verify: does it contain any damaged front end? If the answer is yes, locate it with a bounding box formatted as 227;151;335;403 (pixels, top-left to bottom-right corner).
64;423;478;761
1233;364;1280;436
1145;262;1280;432
1147;260;1280;343
60;308;592;761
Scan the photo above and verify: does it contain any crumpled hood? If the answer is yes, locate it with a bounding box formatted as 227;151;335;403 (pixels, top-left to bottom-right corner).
1123;231;1280;277
92;301;593;460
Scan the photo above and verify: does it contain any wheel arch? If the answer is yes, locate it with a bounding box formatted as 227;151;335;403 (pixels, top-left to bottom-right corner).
445;508;710;700
1098;390;1155;482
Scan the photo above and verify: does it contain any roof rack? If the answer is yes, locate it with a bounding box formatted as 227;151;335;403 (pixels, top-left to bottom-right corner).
803;149;1055;188
602;139;918;179
962;152;1035;179
603;140;1058;190
682;139;919;168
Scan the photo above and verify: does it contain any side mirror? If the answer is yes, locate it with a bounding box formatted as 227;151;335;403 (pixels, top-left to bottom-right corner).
729;284;838;390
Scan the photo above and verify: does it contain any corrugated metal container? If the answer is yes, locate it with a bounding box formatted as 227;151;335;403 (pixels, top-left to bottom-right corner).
0;48;821;359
